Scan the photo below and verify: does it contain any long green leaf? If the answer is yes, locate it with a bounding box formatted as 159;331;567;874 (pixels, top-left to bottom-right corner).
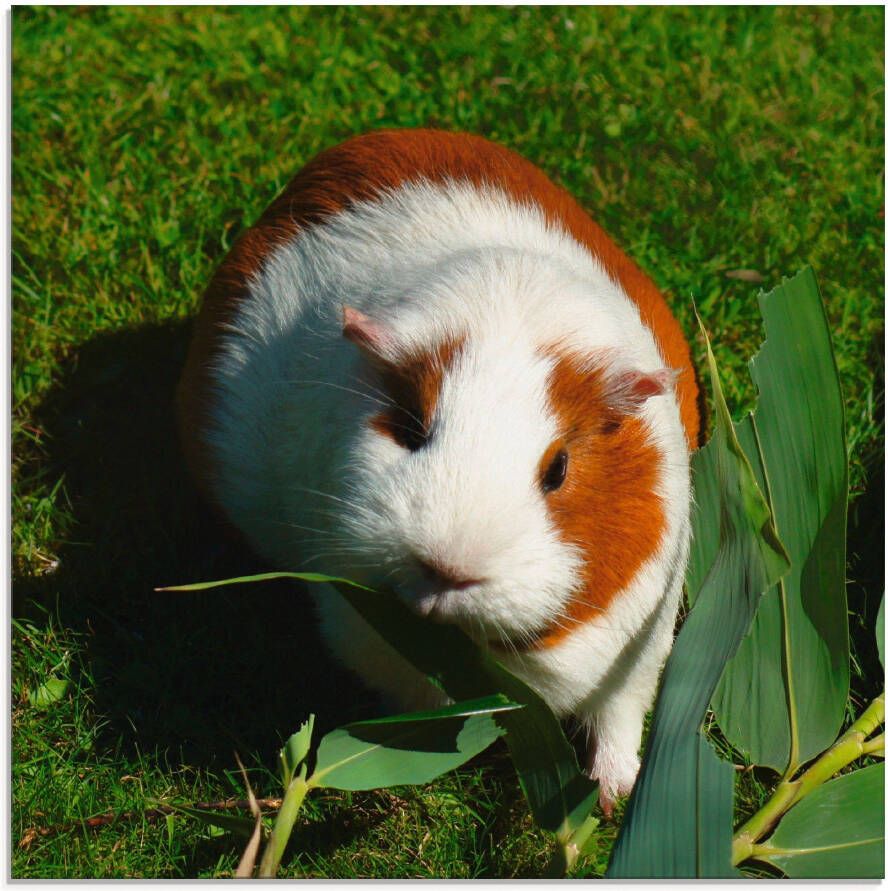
688;268;849;771
156;801;258;840
311;696;518;791
607;321;789;877
155;572;372;592
333;694;522;725
755;763;884;878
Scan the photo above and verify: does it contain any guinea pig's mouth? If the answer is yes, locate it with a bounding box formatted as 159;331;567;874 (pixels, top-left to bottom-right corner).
398;582;535;653
395;572;483;626
408;582;481;623
398;559;485;621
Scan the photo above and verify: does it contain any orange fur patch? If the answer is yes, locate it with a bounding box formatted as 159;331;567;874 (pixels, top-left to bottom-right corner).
530;351;666;648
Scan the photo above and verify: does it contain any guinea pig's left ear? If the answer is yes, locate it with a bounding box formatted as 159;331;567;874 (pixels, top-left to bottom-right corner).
342;306;396;362
607;367;680;414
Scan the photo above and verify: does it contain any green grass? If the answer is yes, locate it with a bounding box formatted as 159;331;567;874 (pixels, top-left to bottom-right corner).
12;5;883;878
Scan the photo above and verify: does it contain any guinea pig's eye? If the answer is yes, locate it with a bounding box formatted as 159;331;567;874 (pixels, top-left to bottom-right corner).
541;448;569;493
370;409;430;451
388;408;430;451
397;422;429;452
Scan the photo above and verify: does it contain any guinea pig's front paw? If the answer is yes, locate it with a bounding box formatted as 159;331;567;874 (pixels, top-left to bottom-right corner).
586;743;640;819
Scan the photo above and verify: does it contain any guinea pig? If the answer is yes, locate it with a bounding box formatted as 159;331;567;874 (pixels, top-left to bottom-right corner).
177;129;701;812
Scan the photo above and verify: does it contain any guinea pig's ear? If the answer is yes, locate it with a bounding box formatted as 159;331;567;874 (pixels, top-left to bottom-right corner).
342;306;395;363
606;367;681;414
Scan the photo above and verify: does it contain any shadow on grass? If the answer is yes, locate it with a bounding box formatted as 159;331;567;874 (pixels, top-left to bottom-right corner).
13;320;373;768
846;435;885;708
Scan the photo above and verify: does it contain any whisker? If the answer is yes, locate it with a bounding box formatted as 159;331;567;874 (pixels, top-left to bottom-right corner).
275;378;394;412
292;487;354;508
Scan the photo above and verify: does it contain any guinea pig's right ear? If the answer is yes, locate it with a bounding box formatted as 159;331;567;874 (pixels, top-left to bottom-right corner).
342;306;396;364
605;367;681;414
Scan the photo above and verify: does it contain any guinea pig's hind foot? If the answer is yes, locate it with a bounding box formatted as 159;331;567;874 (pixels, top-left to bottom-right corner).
585;741;640;820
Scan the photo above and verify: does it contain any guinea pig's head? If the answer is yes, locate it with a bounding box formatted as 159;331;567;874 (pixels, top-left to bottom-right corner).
335;305;674;652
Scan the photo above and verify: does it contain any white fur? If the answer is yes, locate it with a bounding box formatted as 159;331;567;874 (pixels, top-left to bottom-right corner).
201;180;692;801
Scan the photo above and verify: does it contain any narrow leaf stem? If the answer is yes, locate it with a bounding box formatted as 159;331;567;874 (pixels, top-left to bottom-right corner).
549;809;600;876
747;841;774;860
566;812;599;868
751;835;880;861
848;694;886;738
732;778;800;866
258;775;311;878
732;692;885;866
861;734;884;757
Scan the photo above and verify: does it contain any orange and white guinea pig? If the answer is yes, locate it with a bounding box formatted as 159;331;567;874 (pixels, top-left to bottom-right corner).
178;129;701;811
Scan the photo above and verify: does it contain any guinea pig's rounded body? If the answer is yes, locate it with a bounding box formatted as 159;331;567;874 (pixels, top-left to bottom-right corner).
179;130;700;807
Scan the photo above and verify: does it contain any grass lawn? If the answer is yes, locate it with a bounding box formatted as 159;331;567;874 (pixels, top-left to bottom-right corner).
12;6;884;878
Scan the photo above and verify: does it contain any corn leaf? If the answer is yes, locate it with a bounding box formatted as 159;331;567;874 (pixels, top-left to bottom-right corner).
755;763;884;878
695;735;737;876
607;320;789;877
311;695;518;791
155;571;370;592
688;267;849;772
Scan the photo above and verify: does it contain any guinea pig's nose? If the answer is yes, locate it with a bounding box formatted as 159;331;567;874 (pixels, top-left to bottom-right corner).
416;557;482;591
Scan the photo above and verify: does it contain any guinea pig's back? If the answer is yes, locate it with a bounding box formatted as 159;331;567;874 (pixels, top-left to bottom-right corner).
178;130;700;547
